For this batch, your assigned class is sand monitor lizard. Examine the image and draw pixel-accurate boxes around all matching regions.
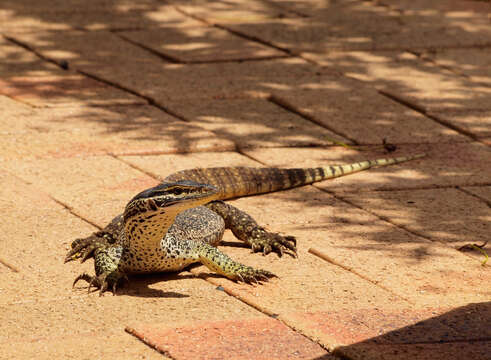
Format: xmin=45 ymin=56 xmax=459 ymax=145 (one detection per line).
xmin=66 ymin=154 xmax=425 ymax=295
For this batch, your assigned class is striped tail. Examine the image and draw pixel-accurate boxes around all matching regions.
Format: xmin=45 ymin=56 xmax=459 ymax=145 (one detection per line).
xmin=165 ymin=154 xmax=426 ymax=200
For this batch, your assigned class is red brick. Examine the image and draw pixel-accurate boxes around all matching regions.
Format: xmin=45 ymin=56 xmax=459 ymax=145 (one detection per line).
xmin=127 ymin=317 xmax=332 ymax=360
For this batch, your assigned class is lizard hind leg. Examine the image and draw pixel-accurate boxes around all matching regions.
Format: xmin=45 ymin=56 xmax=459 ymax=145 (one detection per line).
xmin=206 ymin=201 xmax=297 ymax=258
xmin=195 ymin=242 xmax=276 ymax=283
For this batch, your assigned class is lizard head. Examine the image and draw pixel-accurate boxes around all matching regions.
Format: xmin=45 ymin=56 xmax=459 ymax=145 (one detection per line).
xmin=123 ymin=180 xmax=219 ymax=247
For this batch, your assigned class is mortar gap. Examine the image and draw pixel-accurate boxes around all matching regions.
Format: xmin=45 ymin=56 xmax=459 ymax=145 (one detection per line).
xmin=268 ymin=95 xmax=359 ymax=144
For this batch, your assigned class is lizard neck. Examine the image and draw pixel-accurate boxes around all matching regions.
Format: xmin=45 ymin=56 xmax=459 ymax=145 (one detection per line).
xmin=123 ymin=206 xmax=182 ymax=254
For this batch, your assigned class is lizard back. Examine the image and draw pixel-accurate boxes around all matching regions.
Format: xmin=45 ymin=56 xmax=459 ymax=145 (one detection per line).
xmin=164 ymin=154 xmax=425 ymax=200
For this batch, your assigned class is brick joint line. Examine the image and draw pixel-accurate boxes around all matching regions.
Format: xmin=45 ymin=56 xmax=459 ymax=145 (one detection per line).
xmin=111 ymin=154 xmax=164 ymax=181
xmin=268 ymin=95 xmax=358 ymax=144
xmin=456 ymin=186 xmax=491 ymax=208
xmin=125 ymin=326 xmax=177 ymax=360
xmin=117 ymin=32 xmax=288 ymax=64
xmin=308 ymin=247 xmax=414 ymax=304
xmin=192 ymin=271 xmax=337 ymax=355
xmin=115 ymin=32 xmax=182 ymax=63
xmin=49 ymin=196 xmax=102 ymax=231
xmin=378 ymin=90 xmax=482 ymax=143
xmin=345 ymin=183 xmax=491 ymax=193
xmin=173 ymin=6 xmax=294 ymax=55
xmin=320 ymin=186 xmax=486 ymax=265
xmin=0 ymin=258 xmax=19 ymax=273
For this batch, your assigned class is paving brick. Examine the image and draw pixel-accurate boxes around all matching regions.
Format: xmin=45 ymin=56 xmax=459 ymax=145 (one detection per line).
xmin=0 ymin=0 xmax=162 ymax=12
xmin=7 ymin=31 xmax=163 ymax=71
xmin=419 ymin=48 xmax=491 ymax=87
xmin=257 ymin=0 xmax=352 ymax=17
xmin=0 ymin=169 xmax=264 ymax=358
xmin=222 ymin=186 xmax=489 ymax=305
xmin=269 ymin=75 xmax=467 ymax=144
xmin=462 ymin=186 xmax=491 ymax=204
xmin=73 ymin=56 xmax=323 ymax=102
xmin=0 ymin=169 xmax=94 ymax=298
xmin=169 ymin=98 xmax=347 ymax=149
xmin=0 ymin=156 xmax=158 ymax=226
xmin=224 ymin=6 xmax=402 ymax=53
xmin=306 ymin=50 xmax=491 ymax=115
xmin=0 ymin=105 xmax=235 ymax=160
xmin=380 ymin=0 xmax=491 ymax=14
xmin=0 ymin=73 xmax=144 ymax=107
xmin=0 ymin=94 xmax=33 ymax=117
xmin=335 ymin=340 xmax=491 ymax=360
xmin=427 ymin=109 xmax=491 ymax=140
xmin=242 ymin=143 xmax=491 ymax=192
xmin=127 ymin=317 xmax=332 ymax=360
xmin=224 ymin=1 xmax=491 ymax=53
xmin=0 ymin=36 xmax=60 ymax=77
xmin=341 ymin=187 xmax=491 ymax=250
xmin=9 ymin=30 xmax=324 ymax=100
xmin=283 ymin=307 xmax=458 ymax=348
xmin=0 ymin=10 xmax=72 ymax=32
xmin=0 ymin=3 xmax=198 ymax=32
xmin=177 ymin=0 xmax=293 ymax=24
xmin=120 ymin=150 xmax=261 ymax=179
xmin=120 ymin=26 xmax=285 ymax=63
xmin=187 ymin=243 xmax=424 ymax=350
xmin=0 ymin=331 xmax=167 ymax=360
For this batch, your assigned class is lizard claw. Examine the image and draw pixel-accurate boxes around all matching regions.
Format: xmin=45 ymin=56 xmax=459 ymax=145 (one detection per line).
xmin=233 ymin=267 xmax=277 ymax=284
xmin=250 ymin=231 xmax=297 ymax=258
xmin=72 ymin=271 xmax=127 ymax=296
xmin=65 ymin=234 xmax=109 ymax=263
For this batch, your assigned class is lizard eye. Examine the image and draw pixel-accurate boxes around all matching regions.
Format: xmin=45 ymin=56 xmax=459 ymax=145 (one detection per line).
xmin=173 ymin=188 xmax=183 ymax=195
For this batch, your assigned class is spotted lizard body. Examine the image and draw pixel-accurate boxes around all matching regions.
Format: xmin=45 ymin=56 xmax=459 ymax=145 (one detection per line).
xmin=66 ymin=154 xmax=425 ymax=295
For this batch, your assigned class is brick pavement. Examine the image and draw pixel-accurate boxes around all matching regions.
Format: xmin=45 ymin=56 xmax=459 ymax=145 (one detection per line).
xmin=0 ymin=0 xmax=490 ymax=359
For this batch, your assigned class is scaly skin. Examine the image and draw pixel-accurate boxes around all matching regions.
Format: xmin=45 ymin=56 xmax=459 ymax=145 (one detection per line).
xmin=67 ymin=154 xmax=425 ymax=295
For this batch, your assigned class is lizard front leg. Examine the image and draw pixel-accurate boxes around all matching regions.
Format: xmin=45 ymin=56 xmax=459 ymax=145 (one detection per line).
xmin=194 ymin=241 xmax=276 ymax=283
xmin=65 ymin=214 xmax=123 ymax=263
xmin=72 ymin=245 xmax=128 ymax=296
xmin=206 ymin=201 xmax=297 ymax=257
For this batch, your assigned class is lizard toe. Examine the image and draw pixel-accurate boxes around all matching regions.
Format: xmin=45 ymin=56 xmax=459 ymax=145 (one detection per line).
xmin=249 ymin=231 xmax=297 ymax=258
xmin=72 ymin=271 xmax=127 ymax=296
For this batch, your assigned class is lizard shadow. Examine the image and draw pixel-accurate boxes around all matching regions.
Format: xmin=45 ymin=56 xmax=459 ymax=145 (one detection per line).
xmin=116 ymin=272 xmax=197 ymax=298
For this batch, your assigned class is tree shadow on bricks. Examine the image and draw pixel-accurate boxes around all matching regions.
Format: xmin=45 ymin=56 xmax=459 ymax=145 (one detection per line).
xmin=0 ymin=0 xmax=489 ymax=306
xmin=328 ymin=301 xmax=491 ymax=360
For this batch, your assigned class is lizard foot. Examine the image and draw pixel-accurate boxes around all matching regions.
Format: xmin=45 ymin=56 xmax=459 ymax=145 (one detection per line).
xmin=228 ymin=265 xmax=277 ymax=284
xmin=249 ymin=230 xmax=297 ymax=258
xmin=72 ymin=271 xmax=128 ymax=296
xmin=65 ymin=233 xmax=111 ymax=263
xmin=197 ymin=242 xmax=277 ymax=284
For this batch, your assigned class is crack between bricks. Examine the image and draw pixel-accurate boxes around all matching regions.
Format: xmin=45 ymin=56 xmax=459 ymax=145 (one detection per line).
xmin=308 ymin=247 xmax=414 ymax=304
xmin=174 ymin=6 xmax=294 ymax=56
xmin=125 ymin=326 xmax=178 ymax=360
xmin=268 ymin=95 xmax=359 ymax=145
xmin=115 ymin=33 xmax=182 ymax=63
xmin=48 ymin=196 xmax=102 ymax=231
xmin=339 ymin=182 xmax=491 ymax=193
xmin=378 ymin=90 xmax=484 ymax=143
xmin=0 ymin=258 xmax=19 ymax=273
xmin=116 ymin=32 xmax=289 ymax=64
xmin=194 ymin=273 xmax=337 ymax=357
xmin=319 ymin=187 xmax=487 ymax=265
xmin=456 ymin=186 xmax=491 ymax=208
xmin=110 ymin=154 xmax=164 ymax=181
xmin=74 ymin=69 xmax=190 ymax=121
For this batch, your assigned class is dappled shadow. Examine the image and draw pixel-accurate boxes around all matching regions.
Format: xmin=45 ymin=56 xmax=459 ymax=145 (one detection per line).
xmin=333 ymin=302 xmax=491 ymax=360
xmin=0 ymin=0 xmax=489 ymax=301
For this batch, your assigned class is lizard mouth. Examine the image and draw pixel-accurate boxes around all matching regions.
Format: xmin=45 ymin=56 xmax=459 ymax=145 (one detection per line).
xmin=152 ymin=190 xmax=217 ymax=208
